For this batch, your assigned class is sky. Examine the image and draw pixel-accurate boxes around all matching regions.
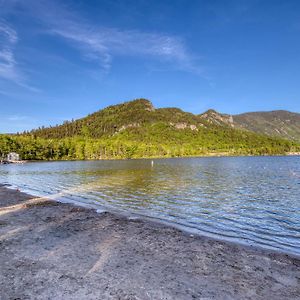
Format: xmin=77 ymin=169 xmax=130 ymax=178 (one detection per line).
xmin=0 ymin=0 xmax=300 ymax=133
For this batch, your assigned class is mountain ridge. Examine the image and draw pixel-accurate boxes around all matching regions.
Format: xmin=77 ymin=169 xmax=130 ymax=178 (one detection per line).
xmin=200 ymin=108 xmax=300 ymax=141
xmin=1 ymin=98 xmax=299 ymax=161
xmin=232 ymin=110 xmax=300 ymax=141
xmin=27 ymin=98 xmax=300 ymax=142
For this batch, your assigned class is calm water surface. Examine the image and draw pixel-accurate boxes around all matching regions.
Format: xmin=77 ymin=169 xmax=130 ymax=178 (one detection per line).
xmin=1 ymin=156 xmax=299 ymax=255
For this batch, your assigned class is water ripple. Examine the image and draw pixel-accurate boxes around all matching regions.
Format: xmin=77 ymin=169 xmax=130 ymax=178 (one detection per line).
xmin=1 ymin=156 xmax=300 ymax=255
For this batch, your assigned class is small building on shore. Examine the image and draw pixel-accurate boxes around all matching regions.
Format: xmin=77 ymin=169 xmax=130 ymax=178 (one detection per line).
xmin=7 ymin=152 xmax=20 ymax=162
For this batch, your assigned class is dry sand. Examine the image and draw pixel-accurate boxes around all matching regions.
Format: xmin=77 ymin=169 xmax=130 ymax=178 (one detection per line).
xmin=0 ymin=185 xmax=299 ymax=300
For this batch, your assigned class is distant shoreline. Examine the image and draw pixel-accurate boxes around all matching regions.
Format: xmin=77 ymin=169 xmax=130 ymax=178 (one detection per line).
xmin=1 ymin=152 xmax=299 ymax=164
xmin=1 ymin=184 xmax=300 ymax=299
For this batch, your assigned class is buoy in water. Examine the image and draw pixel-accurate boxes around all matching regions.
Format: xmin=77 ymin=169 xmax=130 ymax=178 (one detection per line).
xmin=151 ymin=160 xmax=154 ymax=167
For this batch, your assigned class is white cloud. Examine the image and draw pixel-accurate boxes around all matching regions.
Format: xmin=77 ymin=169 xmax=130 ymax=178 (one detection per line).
xmin=0 ymin=0 xmax=201 ymax=83
xmin=0 ymin=21 xmax=18 ymax=43
xmin=7 ymin=115 xmax=28 ymax=121
xmin=16 ymin=0 xmax=199 ymax=74
xmin=0 ymin=22 xmax=20 ymax=81
xmin=51 ymin=25 xmax=195 ymax=72
xmin=0 ymin=21 xmax=39 ymax=91
xmin=0 ymin=114 xmax=36 ymax=133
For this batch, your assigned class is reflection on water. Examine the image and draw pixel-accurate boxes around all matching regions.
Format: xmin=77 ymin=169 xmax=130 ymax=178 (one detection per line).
xmin=1 ymin=156 xmax=300 ymax=255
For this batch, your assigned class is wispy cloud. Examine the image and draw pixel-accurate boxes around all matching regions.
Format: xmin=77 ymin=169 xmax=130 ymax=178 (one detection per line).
xmin=0 ymin=21 xmax=17 ymax=43
xmin=0 ymin=0 xmax=201 ymax=88
xmin=0 ymin=20 xmax=39 ymax=91
xmin=20 ymin=0 xmax=200 ymax=74
xmin=0 ymin=114 xmax=34 ymax=133
xmin=7 ymin=115 xmax=28 ymax=121
xmin=52 ymin=26 xmax=196 ymax=73
xmin=0 ymin=21 xmax=20 ymax=81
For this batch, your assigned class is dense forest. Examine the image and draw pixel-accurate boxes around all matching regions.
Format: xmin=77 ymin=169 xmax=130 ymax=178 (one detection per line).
xmin=1 ymin=99 xmax=300 ymax=160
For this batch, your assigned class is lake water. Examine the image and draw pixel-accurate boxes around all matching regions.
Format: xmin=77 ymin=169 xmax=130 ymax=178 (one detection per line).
xmin=1 ymin=156 xmax=300 ymax=255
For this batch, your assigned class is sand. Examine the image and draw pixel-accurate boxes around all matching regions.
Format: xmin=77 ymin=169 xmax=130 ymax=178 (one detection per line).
xmin=0 ymin=185 xmax=299 ymax=300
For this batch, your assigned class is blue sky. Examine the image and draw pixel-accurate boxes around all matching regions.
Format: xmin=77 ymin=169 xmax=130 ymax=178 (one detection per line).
xmin=0 ymin=0 xmax=300 ymax=132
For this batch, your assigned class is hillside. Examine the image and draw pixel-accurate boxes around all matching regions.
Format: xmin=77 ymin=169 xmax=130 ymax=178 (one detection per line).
xmin=26 ymin=99 xmax=300 ymax=142
xmin=200 ymin=109 xmax=300 ymax=142
xmin=26 ymin=99 xmax=207 ymax=139
xmin=1 ymin=99 xmax=299 ymax=160
xmin=233 ymin=111 xmax=300 ymax=141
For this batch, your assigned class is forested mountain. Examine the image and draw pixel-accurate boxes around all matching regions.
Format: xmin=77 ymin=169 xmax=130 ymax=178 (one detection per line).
xmin=1 ymin=99 xmax=299 ymax=161
xmin=26 ymin=99 xmax=207 ymax=139
xmin=233 ymin=111 xmax=300 ymax=141
xmin=27 ymin=99 xmax=300 ymax=142
xmin=200 ymin=109 xmax=300 ymax=142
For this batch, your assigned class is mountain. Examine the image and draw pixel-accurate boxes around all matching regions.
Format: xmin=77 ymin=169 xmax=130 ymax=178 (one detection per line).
xmin=27 ymin=99 xmax=206 ymax=139
xmin=1 ymin=99 xmax=299 ymax=160
xmin=28 ymin=99 xmax=300 ymax=142
xmin=233 ymin=111 xmax=300 ymax=141
xmin=199 ymin=109 xmax=234 ymax=127
xmin=200 ymin=109 xmax=300 ymax=142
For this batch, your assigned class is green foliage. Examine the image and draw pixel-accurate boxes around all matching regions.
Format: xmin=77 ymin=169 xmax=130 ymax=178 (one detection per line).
xmin=233 ymin=110 xmax=300 ymax=142
xmin=24 ymin=99 xmax=204 ymax=139
xmin=1 ymin=126 xmax=299 ymax=161
xmin=2 ymin=99 xmax=299 ymax=161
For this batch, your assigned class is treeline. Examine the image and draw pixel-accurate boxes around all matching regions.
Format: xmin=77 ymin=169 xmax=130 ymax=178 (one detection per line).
xmin=1 ymin=124 xmax=299 ymax=161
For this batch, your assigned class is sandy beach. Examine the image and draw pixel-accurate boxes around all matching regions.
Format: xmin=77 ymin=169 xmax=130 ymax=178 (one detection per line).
xmin=0 ymin=185 xmax=299 ymax=300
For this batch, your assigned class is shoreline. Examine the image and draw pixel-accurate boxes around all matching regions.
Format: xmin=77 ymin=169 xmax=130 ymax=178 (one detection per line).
xmin=1 ymin=152 xmax=299 ymax=164
xmin=1 ymin=185 xmax=300 ymax=299
xmin=3 ymin=183 xmax=300 ymax=260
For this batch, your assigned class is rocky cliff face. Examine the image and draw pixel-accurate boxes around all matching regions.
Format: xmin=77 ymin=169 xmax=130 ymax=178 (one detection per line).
xmin=200 ymin=110 xmax=234 ymax=127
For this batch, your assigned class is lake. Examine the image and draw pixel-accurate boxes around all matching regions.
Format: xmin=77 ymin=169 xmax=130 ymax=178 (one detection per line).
xmin=1 ymin=156 xmax=299 ymax=255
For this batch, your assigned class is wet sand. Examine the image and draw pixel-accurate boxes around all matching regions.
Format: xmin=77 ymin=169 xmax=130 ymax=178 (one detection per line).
xmin=0 ymin=185 xmax=299 ymax=300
